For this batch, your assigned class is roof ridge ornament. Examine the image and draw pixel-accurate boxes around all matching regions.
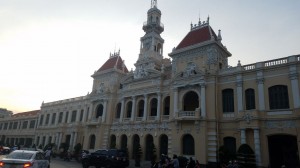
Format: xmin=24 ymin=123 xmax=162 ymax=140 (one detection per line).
xmin=109 ymin=49 xmax=120 ymax=58
xmin=190 ymin=15 xmax=210 ymax=31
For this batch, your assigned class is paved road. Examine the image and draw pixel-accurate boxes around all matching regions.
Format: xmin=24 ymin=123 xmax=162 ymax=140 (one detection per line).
xmin=0 ymin=155 xmax=82 ymax=168
xmin=50 ymin=158 xmax=82 ymax=168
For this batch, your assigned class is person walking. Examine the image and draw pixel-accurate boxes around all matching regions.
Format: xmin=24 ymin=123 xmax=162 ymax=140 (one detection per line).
xmin=171 ymin=154 xmax=180 ymax=168
xmin=44 ymin=148 xmax=52 ymax=163
xmin=187 ymin=157 xmax=195 ymax=168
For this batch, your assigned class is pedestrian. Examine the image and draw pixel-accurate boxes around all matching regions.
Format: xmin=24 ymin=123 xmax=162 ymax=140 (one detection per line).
xmin=171 ymin=154 xmax=180 ymax=168
xmin=187 ymin=157 xmax=195 ymax=168
xmin=195 ymin=160 xmax=201 ymax=168
xmin=45 ymin=148 xmax=52 ymax=163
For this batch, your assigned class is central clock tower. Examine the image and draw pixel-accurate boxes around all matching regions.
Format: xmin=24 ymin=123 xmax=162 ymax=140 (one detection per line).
xmin=134 ymin=0 xmax=165 ymax=78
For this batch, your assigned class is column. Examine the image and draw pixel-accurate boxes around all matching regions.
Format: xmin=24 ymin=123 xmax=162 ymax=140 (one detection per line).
xmin=240 ymin=129 xmax=246 ymax=144
xmin=173 ymin=88 xmax=178 ymax=118
xmin=58 ymin=133 xmax=62 ymax=147
xmin=120 ymin=99 xmax=125 ymax=122
xmin=143 ymin=95 xmax=148 ymax=121
xmin=42 ymin=113 xmax=47 ymax=126
xmin=51 ymin=134 xmax=55 ymax=143
xmin=102 ymin=101 xmax=107 ymax=123
xmin=156 ymin=93 xmax=161 ymax=120
xmin=48 ymin=113 xmax=53 ymax=126
xmin=88 ymin=104 xmax=93 ymax=121
xmin=289 ymin=65 xmax=300 ymax=108
xmin=73 ymin=132 xmax=78 ymax=149
xmin=69 ymin=132 xmax=74 ymax=150
xmin=55 ymin=112 xmax=59 ymax=125
xmin=257 ymin=71 xmax=265 ymax=111
xmin=67 ymin=111 xmax=72 ymax=123
xmin=45 ymin=135 xmax=49 ymax=145
xmin=131 ymin=96 xmax=136 ymax=121
xmin=62 ymin=112 xmax=67 ymax=124
xmin=254 ymin=129 xmax=262 ymax=166
xmin=55 ymin=133 xmax=59 ymax=146
xmin=236 ymin=80 xmax=244 ymax=112
xmin=75 ymin=109 xmax=80 ymax=122
xmin=200 ymin=83 xmax=206 ymax=117
xmin=82 ymin=107 xmax=87 ymax=123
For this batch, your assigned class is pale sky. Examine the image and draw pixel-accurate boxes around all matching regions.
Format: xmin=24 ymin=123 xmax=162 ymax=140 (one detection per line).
xmin=0 ymin=0 xmax=299 ymax=113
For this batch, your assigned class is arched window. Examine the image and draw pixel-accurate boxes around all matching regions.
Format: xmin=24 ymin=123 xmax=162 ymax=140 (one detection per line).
xmin=245 ymin=88 xmax=256 ymax=110
xmin=137 ymin=100 xmax=144 ymax=117
xmin=96 ymin=104 xmax=103 ymax=118
xmin=182 ymin=134 xmax=194 ymax=155
xmin=163 ymin=96 xmax=170 ymax=115
xmin=222 ymin=89 xmax=234 ymax=113
xmin=116 ymin=103 xmax=121 ymax=119
xmin=183 ymin=91 xmax=199 ymax=111
xmin=150 ymin=98 xmax=158 ymax=116
xmin=126 ymin=101 xmax=132 ymax=118
xmin=269 ymin=85 xmax=289 ymax=109
xmin=132 ymin=135 xmax=140 ymax=158
xmin=89 ymin=135 xmax=96 ymax=149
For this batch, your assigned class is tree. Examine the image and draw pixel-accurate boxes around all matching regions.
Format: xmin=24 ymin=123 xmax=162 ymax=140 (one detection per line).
xmin=150 ymin=143 xmax=157 ymax=167
xmin=134 ymin=143 xmax=142 ymax=167
xmin=74 ymin=143 xmax=82 ymax=161
xmin=236 ymin=144 xmax=256 ymax=168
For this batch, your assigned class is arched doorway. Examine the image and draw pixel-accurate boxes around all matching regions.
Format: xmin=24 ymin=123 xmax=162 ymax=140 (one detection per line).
xmin=110 ymin=135 xmax=116 ymax=149
xmin=120 ymin=135 xmax=127 ymax=150
xmin=132 ymin=134 xmax=140 ymax=158
xmin=268 ymin=135 xmax=299 ymax=168
xmin=145 ymin=134 xmax=154 ymax=161
xmin=182 ymin=134 xmax=195 ymax=155
xmin=159 ymin=134 xmax=168 ymax=156
xmin=89 ymin=134 xmax=95 ymax=149
xmin=183 ymin=91 xmax=199 ymax=111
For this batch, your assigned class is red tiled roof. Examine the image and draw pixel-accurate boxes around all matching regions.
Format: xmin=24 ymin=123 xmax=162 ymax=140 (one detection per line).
xmin=12 ymin=110 xmax=40 ymax=118
xmin=176 ymin=26 xmax=217 ymax=50
xmin=98 ymin=56 xmax=129 ymax=73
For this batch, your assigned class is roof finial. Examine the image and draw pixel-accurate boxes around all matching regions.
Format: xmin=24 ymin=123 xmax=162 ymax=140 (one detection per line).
xmin=207 ymin=15 xmax=210 ymax=24
xmin=217 ymin=29 xmax=222 ymax=42
xmin=190 ymin=22 xmax=193 ymax=30
xmin=151 ymin=0 xmax=157 ymax=8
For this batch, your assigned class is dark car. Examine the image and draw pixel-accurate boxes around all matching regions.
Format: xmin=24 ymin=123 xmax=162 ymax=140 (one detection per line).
xmin=82 ymin=149 xmax=108 ymax=168
xmin=105 ymin=149 xmax=129 ymax=168
xmin=82 ymin=149 xmax=129 ymax=168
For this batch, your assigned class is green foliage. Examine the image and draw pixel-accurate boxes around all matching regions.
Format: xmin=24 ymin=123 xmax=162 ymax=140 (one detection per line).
xmin=236 ymin=144 xmax=256 ymax=168
xmin=74 ymin=143 xmax=82 ymax=155
xmin=134 ymin=143 xmax=142 ymax=167
xmin=150 ymin=143 xmax=157 ymax=166
xmin=218 ymin=145 xmax=236 ymax=164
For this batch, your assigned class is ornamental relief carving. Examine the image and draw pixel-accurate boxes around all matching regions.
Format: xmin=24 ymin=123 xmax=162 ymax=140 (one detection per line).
xmin=265 ymin=120 xmax=296 ymax=129
xmin=110 ymin=122 xmax=170 ymax=132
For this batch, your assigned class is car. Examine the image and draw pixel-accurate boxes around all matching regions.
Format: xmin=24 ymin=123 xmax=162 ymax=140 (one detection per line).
xmin=0 ymin=150 xmax=50 ymax=168
xmin=105 ymin=149 xmax=129 ymax=168
xmin=82 ymin=149 xmax=108 ymax=168
xmin=82 ymin=149 xmax=129 ymax=168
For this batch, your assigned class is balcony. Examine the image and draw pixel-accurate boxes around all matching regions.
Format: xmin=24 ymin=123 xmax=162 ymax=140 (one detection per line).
xmin=177 ymin=110 xmax=200 ymax=120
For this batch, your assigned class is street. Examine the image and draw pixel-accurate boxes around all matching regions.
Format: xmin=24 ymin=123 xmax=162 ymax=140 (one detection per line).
xmin=0 ymin=155 xmax=82 ymax=168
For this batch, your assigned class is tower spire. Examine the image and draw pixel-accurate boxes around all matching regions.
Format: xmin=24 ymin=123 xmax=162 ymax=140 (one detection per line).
xmin=151 ymin=0 xmax=157 ymax=8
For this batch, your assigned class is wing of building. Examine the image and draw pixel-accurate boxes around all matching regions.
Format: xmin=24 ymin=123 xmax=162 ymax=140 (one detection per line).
xmin=1 ymin=1 xmax=300 ymax=167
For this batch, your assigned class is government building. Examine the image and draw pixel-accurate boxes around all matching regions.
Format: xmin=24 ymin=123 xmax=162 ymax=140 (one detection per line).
xmin=1 ymin=1 xmax=300 ymax=167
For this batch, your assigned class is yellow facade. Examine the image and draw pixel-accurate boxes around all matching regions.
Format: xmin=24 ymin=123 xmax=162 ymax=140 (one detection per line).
xmin=1 ymin=1 xmax=300 ymax=168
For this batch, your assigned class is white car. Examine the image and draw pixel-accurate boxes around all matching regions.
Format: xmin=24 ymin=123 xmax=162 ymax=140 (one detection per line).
xmin=0 ymin=150 xmax=50 ymax=168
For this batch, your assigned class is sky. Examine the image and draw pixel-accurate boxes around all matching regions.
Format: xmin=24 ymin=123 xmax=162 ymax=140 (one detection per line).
xmin=0 ymin=0 xmax=299 ymax=113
